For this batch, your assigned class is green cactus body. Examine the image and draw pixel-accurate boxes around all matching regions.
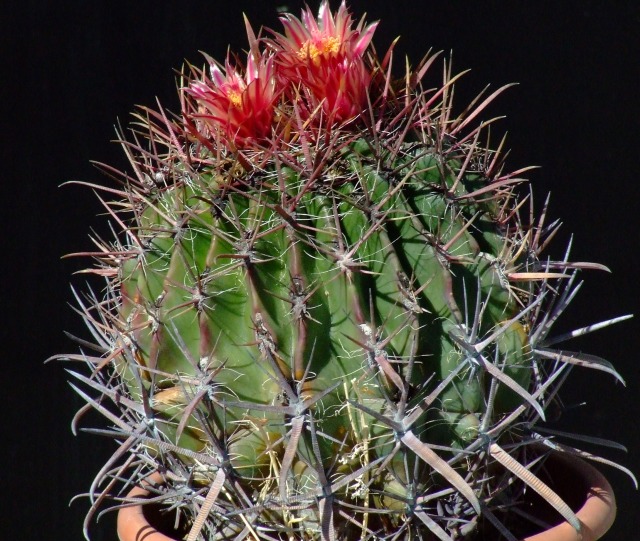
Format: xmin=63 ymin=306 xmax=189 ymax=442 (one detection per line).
xmin=62 ymin=3 xmax=632 ymax=540
xmin=101 ymin=132 xmax=534 ymax=530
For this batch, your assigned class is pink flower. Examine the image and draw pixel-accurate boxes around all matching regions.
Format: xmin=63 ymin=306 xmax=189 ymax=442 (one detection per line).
xmin=272 ymin=1 xmax=378 ymax=123
xmin=188 ymin=52 xmax=277 ymax=150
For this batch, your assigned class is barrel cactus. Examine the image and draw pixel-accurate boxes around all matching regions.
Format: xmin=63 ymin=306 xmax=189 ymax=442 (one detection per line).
xmin=60 ymin=2 xmax=633 ymax=540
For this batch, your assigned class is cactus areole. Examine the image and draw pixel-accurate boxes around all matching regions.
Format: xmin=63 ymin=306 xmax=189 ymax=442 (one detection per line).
xmin=60 ymin=2 xmax=632 ymax=540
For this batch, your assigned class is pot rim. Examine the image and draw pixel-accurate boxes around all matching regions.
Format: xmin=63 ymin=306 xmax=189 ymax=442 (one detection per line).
xmin=117 ymin=472 xmax=178 ymax=541
xmin=116 ymin=454 xmax=616 ymax=541
xmin=522 ymin=452 xmax=616 ymax=541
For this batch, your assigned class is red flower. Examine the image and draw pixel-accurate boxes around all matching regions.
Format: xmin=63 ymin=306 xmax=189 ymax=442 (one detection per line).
xmin=188 ymin=52 xmax=277 ymax=150
xmin=272 ymin=1 xmax=378 ymax=123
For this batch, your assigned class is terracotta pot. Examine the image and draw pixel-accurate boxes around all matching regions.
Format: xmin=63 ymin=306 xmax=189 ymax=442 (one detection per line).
xmin=117 ymin=455 xmax=616 ymax=541
xmin=117 ymin=473 xmax=180 ymax=541
xmin=522 ymin=453 xmax=616 ymax=541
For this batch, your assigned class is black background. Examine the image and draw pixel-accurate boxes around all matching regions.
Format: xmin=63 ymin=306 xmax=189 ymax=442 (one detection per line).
xmin=3 ymin=1 xmax=639 ymax=539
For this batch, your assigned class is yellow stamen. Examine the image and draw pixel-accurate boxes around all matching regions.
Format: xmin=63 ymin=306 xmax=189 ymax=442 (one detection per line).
xmin=297 ymin=37 xmax=341 ymax=65
xmin=227 ymin=90 xmax=242 ymax=108
xmin=297 ymin=41 xmax=319 ymax=62
xmin=322 ymin=36 xmax=340 ymax=55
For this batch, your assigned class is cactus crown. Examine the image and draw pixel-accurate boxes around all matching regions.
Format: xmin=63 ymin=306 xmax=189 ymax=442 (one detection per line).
xmin=58 ymin=2 xmax=633 ymax=540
